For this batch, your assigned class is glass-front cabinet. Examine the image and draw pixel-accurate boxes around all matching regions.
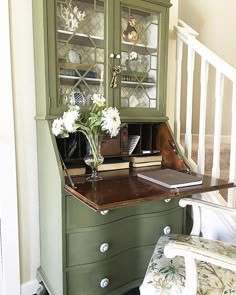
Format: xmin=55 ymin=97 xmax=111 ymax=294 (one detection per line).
xmin=47 ymin=0 xmax=171 ymax=120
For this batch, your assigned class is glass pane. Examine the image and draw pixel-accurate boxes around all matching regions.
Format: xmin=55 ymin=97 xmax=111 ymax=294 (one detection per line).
xmin=121 ymin=6 xmax=158 ymax=109
xmin=56 ymin=0 xmax=105 ymax=107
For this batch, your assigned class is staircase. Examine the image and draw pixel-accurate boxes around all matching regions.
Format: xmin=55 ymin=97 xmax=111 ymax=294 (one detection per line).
xmin=174 ymin=20 xmax=236 ymax=208
xmin=181 ymin=138 xmax=230 ymax=180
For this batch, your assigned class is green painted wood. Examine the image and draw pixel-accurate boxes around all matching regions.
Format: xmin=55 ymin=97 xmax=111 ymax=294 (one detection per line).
xmin=141 ymin=0 xmax=172 ymax=8
xmin=66 ymin=207 xmax=184 ymax=266
xmin=32 ymin=0 xmax=50 ymax=116
xmin=35 ymin=0 xmax=171 ymax=119
xmin=113 ymin=0 xmax=169 ymax=119
xmin=66 ymin=246 xmax=155 ymax=295
xmin=47 ymin=0 xmax=62 ymax=116
xmin=66 ymin=194 xmax=180 ymax=229
xmin=36 ymin=119 xmax=66 ymax=295
xmin=105 ymin=0 xmax=115 ymax=108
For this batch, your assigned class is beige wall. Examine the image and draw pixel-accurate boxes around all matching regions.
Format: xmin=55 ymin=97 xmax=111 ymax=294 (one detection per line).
xmin=179 ymin=0 xmax=236 ymax=136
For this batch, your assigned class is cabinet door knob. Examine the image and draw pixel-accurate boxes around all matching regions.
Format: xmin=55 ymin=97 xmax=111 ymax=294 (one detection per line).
xmin=100 ymin=278 xmax=109 ymax=288
xmin=100 ymin=210 xmax=109 ymax=215
xmin=116 ymin=54 xmax=121 ymax=59
xmin=165 ymin=198 xmax=171 ymax=203
xmin=163 ymin=226 xmax=171 ymax=235
xmin=100 ymin=243 xmax=109 ymax=253
xmin=109 ymin=53 xmax=115 ymax=58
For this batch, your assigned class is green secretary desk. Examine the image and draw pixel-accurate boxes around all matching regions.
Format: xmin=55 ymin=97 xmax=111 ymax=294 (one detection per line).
xmin=33 ymin=1 xmax=233 ymax=294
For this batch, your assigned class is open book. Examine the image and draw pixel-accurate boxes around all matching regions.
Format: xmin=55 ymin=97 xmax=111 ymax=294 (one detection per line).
xmin=137 ymin=169 xmax=202 ymax=188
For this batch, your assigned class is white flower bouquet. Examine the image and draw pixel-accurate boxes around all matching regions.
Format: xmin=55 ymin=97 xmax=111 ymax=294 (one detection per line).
xmin=52 ymin=94 xmax=121 ymax=176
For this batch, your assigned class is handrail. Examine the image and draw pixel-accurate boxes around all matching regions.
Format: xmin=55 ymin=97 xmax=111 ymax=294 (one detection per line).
xmin=175 ymin=25 xmax=236 ymax=81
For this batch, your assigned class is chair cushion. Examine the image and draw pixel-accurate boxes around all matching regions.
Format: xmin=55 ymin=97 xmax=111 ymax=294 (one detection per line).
xmin=140 ymin=234 xmax=236 ymax=295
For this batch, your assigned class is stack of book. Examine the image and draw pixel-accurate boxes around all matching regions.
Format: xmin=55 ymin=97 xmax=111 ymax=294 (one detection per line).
xmin=97 ymin=159 xmax=130 ymax=171
xmin=126 ymin=154 xmax=162 ymax=168
xmin=63 ymin=165 xmax=86 ymax=176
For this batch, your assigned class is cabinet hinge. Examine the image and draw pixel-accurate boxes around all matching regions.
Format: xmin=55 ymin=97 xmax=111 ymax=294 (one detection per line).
xmin=48 ymin=96 xmax=51 ymax=109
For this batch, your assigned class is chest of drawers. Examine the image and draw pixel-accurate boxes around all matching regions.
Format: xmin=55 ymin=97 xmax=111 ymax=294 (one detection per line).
xmin=65 ymin=194 xmax=185 ymax=295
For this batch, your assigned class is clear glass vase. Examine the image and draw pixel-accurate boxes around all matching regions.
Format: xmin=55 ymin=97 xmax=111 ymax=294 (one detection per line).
xmin=84 ymin=134 xmax=104 ymax=181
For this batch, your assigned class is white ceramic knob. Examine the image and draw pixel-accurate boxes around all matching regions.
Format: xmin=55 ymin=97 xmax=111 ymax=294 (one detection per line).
xmin=100 ymin=210 xmax=109 ymax=216
xmin=163 ymin=226 xmax=171 ymax=235
xmin=109 ymin=53 xmax=115 ymax=58
xmin=100 ymin=243 xmax=109 ymax=253
xmin=165 ymin=198 xmax=171 ymax=203
xmin=116 ymin=54 xmax=121 ymax=59
xmin=100 ymin=278 xmax=109 ymax=288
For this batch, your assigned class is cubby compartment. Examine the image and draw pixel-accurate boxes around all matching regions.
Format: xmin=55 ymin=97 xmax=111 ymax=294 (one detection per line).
xmin=141 ymin=124 xmax=152 ymax=153
xmin=55 ymin=122 xmax=162 ymax=166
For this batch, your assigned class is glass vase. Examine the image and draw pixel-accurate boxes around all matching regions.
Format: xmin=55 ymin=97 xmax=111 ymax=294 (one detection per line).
xmin=84 ymin=134 xmax=104 ymax=181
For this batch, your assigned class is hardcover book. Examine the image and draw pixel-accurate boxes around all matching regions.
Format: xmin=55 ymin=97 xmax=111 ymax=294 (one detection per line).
xmin=131 ymin=161 xmax=162 ymax=168
xmin=137 ymin=168 xmax=202 ymax=188
xmin=63 ymin=166 xmax=86 ymax=176
xmin=97 ymin=159 xmax=129 ymax=171
xmin=127 ymin=154 xmax=162 ymax=163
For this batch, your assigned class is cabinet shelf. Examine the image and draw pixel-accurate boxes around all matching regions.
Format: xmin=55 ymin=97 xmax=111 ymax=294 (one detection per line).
xmin=121 ymin=81 xmax=155 ymax=88
xmin=122 ymin=41 xmax=157 ymax=55
xmin=59 ymin=75 xmax=103 ymax=85
xmin=59 ymin=75 xmax=155 ymax=88
xmin=58 ymin=30 xmax=156 ymax=55
xmin=57 ymin=30 xmax=104 ymax=48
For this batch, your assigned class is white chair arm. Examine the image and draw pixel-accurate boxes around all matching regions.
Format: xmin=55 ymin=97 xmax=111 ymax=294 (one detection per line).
xmin=179 ymin=198 xmax=236 ymax=216
xmin=164 ymin=240 xmax=236 ymax=272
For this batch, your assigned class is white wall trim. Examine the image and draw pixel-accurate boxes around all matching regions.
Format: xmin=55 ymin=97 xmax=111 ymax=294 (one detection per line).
xmin=21 ymin=279 xmax=41 ymax=295
xmin=0 ymin=0 xmax=21 ymax=294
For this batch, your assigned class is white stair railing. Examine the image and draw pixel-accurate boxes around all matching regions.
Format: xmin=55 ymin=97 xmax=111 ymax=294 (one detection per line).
xmin=174 ymin=20 xmax=236 ymax=208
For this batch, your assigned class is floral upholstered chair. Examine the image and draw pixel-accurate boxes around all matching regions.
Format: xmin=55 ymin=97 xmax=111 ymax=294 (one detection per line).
xmin=140 ymin=198 xmax=236 ymax=295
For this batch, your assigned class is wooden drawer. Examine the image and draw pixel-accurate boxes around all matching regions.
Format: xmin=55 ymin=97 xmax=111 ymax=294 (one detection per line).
xmin=65 ymin=193 xmax=181 ymax=230
xmin=66 ymin=207 xmax=184 ymax=266
xmin=66 ymin=245 xmax=154 ymax=295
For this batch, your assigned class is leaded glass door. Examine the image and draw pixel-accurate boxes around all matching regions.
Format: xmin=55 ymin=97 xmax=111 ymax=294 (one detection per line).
xmin=55 ymin=0 xmax=108 ymax=110
xmin=113 ymin=1 xmax=169 ymax=120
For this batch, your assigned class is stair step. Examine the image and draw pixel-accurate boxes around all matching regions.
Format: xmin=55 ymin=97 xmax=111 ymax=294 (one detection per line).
xmin=190 ymin=142 xmax=230 ymax=171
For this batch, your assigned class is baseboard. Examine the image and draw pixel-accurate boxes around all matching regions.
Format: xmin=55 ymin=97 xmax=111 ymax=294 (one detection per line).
xmin=21 ymin=279 xmax=41 ymax=295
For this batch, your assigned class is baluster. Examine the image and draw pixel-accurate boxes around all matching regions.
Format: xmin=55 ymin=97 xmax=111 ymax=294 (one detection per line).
xmin=174 ymin=36 xmax=183 ymax=144
xmin=197 ymin=58 xmax=209 ymax=174
xmin=228 ymin=81 xmax=236 ymax=208
xmin=184 ymin=46 xmax=195 ymax=161
xmin=212 ymin=70 xmax=224 ymax=178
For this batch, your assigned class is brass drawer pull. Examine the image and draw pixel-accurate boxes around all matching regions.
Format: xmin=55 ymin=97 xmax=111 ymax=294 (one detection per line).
xmin=100 ymin=278 xmax=109 ymax=288
xmin=100 ymin=210 xmax=109 ymax=216
xmin=163 ymin=226 xmax=171 ymax=235
xmin=100 ymin=243 xmax=109 ymax=253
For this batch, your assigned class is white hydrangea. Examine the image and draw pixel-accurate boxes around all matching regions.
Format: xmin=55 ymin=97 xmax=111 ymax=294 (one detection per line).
xmin=52 ymin=118 xmax=65 ymax=136
xmin=129 ymin=51 xmax=138 ymax=60
xmin=101 ymin=107 xmax=121 ymax=137
xmin=63 ymin=107 xmax=79 ymax=133
xmin=91 ymin=93 xmax=106 ymax=107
